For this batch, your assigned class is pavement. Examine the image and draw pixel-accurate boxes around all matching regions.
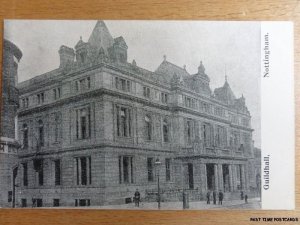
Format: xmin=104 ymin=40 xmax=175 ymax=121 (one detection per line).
xmin=90 ymin=197 xmax=261 ymax=210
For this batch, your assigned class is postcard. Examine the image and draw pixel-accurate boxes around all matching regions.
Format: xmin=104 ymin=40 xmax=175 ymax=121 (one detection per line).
xmin=0 ymin=20 xmax=294 ymax=210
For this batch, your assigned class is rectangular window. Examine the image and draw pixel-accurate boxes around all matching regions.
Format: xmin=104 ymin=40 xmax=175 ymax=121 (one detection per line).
xmin=22 ymin=163 xmax=28 ymax=186
xmin=53 ymin=199 xmax=60 ymax=207
xmin=116 ymin=106 xmax=131 ymax=137
xmin=21 ymin=199 xmax=27 ymax=208
xmin=202 ymin=123 xmax=213 ymax=147
xmin=143 ymin=86 xmax=150 ymax=98
xmin=37 ymin=93 xmax=44 ymax=104
xmin=115 ymin=77 xmax=131 ymax=92
xmin=161 ymin=93 xmax=168 ymax=103
xmin=75 ymin=199 xmax=90 ymax=207
xmin=54 ymin=160 xmax=61 ymax=185
xmin=147 ymin=157 xmax=154 ymax=182
xmin=34 ymin=159 xmax=43 ymax=186
xmin=186 ymin=120 xmax=193 ymax=144
xmin=53 ymin=87 xmax=61 ymax=100
xmin=165 ymin=158 xmax=171 ymax=181
xmin=119 ymin=156 xmax=134 ymax=184
xmin=76 ymin=107 xmax=91 ymax=140
xmin=75 ymin=156 xmax=91 ymax=185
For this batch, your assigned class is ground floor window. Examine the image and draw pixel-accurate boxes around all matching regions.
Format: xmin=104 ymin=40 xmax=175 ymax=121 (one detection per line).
xmin=32 ymin=198 xmax=43 ymax=207
xmin=21 ymin=198 xmax=27 ymax=207
xmin=75 ymin=199 xmax=90 ymax=207
xmin=53 ymin=199 xmax=60 ymax=207
xmin=75 ymin=156 xmax=92 ymax=185
xmin=119 ymin=156 xmax=134 ymax=184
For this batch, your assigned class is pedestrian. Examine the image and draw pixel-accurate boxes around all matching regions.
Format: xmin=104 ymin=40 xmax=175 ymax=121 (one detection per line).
xmin=206 ymin=191 xmax=210 ymax=204
xmin=240 ymin=191 xmax=244 ymax=200
xmin=245 ymin=194 xmax=248 ymax=203
xmin=213 ymin=190 xmax=217 ymax=205
xmin=218 ymin=190 xmax=223 ymax=205
xmin=134 ymin=189 xmax=140 ymax=207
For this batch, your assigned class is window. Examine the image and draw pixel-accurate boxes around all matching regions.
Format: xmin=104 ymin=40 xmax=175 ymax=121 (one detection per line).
xmin=33 ymin=159 xmax=43 ymax=186
xmin=53 ymin=87 xmax=61 ymax=100
xmin=115 ymin=77 xmax=131 ymax=92
xmin=22 ymin=163 xmax=28 ymax=186
xmin=75 ymin=77 xmax=91 ymax=92
xmin=54 ymin=114 xmax=60 ymax=142
xmin=161 ymin=93 xmax=168 ymax=104
xmin=143 ymin=86 xmax=151 ymax=98
xmin=32 ymin=198 xmax=43 ymax=207
xmin=38 ymin=120 xmax=44 ymax=147
xmin=116 ymin=106 xmax=131 ymax=137
xmin=23 ymin=124 xmax=28 ymax=148
xmin=202 ymin=123 xmax=213 ymax=147
xmin=186 ymin=120 xmax=194 ymax=144
xmin=37 ymin=93 xmax=44 ymax=104
xmin=162 ymin=119 xmax=169 ymax=142
xmin=21 ymin=98 xmax=29 ymax=108
xmin=216 ymin=126 xmax=227 ymax=147
xmin=75 ymin=156 xmax=91 ymax=185
xmin=165 ymin=158 xmax=171 ymax=181
xmin=76 ymin=107 xmax=91 ymax=140
xmin=145 ymin=115 xmax=152 ymax=140
xmin=118 ymin=156 xmax=134 ymax=184
xmin=215 ymin=107 xmax=224 ymax=117
xmin=242 ymin=118 xmax=249 ymax=127
xmin=185 ymin=97 xmax=191 ymax=108
xmin=147 ymin=158 xmax=154 ymax=182
xmin=21 ymin=199 xmax=27 ymax=208
xmin=54 ymin=159 xmax=61 ymax=186
xmin=53 ymin=199 xmax=60 ymax=207
xmin=75 ymin=199 xmax=90 ymax=207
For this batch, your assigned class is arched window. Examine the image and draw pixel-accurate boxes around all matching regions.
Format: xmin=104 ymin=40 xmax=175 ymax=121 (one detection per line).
xmin=23 ymin=124 xmax=28 ymax=148
xmin=163 ymin=119 xmax=169 ymax=142
xmin=145 ymin=115 xmax=152 ymax=140
xmin=38 ymin=120 xmax=44 ymax=147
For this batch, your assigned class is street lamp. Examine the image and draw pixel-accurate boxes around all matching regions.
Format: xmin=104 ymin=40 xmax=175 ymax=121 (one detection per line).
xmin=154 ymin=158 xmax=161 ymax=209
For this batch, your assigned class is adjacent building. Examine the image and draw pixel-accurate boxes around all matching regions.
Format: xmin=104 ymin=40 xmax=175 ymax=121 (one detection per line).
xmin=0 ymin=39 xmax=22 ymax=207
xmin=15 ymin=21 xmax=258 ymax=207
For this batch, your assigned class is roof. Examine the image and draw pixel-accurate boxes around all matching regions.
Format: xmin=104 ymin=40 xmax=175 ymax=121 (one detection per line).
xmin=155 ymin=60 xmax=190 ymax=82
xmin=88 ymin=20 xmax=114 ymax=54
xmin=214 ymin=80 xmax=236 ymax=104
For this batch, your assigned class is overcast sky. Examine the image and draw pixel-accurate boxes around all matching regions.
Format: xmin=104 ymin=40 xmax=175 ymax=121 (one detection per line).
xmin=4 ymin=20 xmax=261 ymax=148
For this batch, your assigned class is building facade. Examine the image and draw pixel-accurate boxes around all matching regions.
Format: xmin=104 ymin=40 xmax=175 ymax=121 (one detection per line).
xmin=15 ymin=21 xmax=257 ymax=207
xmin=0 ymin=39 xmax=22 ymax=207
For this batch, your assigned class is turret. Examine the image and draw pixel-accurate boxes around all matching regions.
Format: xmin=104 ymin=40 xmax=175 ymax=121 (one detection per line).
xmin=58 ymin=45 xmax=75 ymax=67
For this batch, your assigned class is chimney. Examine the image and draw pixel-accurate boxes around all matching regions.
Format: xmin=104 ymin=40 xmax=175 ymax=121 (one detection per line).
xmin=58 ymin=45 xmax=75 ymax=68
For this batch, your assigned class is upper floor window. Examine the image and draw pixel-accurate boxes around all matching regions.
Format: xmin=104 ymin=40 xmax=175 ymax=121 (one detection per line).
xmin=143 ymin=86 xmax=150 ymax=98
xmin=119 ymin=156 xmax=134 ymax=184
xmin=161 ymin=93 xmax=168 ymax=104
xmin=23 ymin=124 xmax=28 ymax=148
xmin=145 ymin=115 xmax=152 ymax=140
xmin=37 ymin=93 xmax=44 ymax=105
xmin=215 ymin=125 xmax=227 ymax=147
xmin=116 ymin=106 xmax=131 ymax=137
xmin=22 ymin=162 xmax=28 ymax=186
xmin=115 ymin=77 xmax=131 ymax=92
xmin=38 ymin=120 xmax=44 ymax=147
xmin=165 ymin=158 xmax=171 ymax=181
xmin=21 ymin=98 xmax=29 ymax=108
xmin=202 ymin=123 xmax=213 ymax=147
xmin=54 ymin=159 xmax=61 ymax=186
xmin=76 ymin=107 xmax=91 ymax=140
xmin=230 ymin=131 xmax=240 ymax=147
xmin=242 ymin=117 xmax=249 ymax=127
xmin=53 ymin=87 xmax=61 ymax=100
xmin=75 ymin=77 xmax=91 ymax=92
xmin=54 ymin=114 xmax=60 ymax=142
xmin=186 ymin=120 xmax=194 ymax=144
xmin=163 ymin=119 xmax=169 ymax=143
xmin=215 ymin=107 xmax=224 ymax=117
xmin=33 ymin=159 xmax=43 ymax=186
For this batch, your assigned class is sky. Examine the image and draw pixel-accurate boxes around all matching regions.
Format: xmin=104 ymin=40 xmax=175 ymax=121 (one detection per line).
xmin=4 ymin=20 xmax=261 ymax=148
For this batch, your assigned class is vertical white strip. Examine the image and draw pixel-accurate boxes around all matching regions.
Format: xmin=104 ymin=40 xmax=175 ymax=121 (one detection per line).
xmin=261 ymin=22 xmax=294 ymax=209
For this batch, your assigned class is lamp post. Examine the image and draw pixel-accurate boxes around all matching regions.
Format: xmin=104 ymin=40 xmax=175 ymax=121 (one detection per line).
xmin=154 ymin=158 xmax=161 ymax=209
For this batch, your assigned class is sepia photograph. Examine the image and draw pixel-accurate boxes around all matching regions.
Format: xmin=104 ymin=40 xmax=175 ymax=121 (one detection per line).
xmin=1 ymin=20 xmax=262 ymax=209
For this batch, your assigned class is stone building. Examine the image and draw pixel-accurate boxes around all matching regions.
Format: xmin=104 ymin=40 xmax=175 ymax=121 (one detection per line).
xmin=15 ymin=21 xmax=257 ymax=207
xmin=0 ymin=39 xmax=22 ymax=207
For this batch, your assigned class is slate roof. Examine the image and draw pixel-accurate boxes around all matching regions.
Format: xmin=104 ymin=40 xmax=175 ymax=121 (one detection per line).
xmin=155 ymin=60 xmax=190 ymax=82
xmin=214 ymin=80 xmax=236 ymax=105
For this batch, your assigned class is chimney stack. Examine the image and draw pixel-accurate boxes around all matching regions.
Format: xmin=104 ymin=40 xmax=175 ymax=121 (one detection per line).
xmin=58 ymin=45 xmax=75 ymax=68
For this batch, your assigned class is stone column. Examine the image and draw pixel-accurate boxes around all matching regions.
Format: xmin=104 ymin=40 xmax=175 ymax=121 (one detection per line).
xmin=200 ymin=163 xmax=207 ymax=193
xmin=214 ymin=164 xmax=218 ymax=191
xmin=217 ymin=164 xmax=223 ymax=191
xmin=241 ymin=164 xmax=246 ymax=190
xmin=231 ymin=165 xmax=237 ymax=191
xmin=228 ymin=164 xmax=234 ymax=192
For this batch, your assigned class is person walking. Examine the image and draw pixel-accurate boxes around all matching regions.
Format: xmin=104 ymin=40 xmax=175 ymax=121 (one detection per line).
xmin=213 ymin=190 xmax=217 ymax=205
xmin=206 ymin=191 xmax=211 ymax=204
xmin=134 ymin=189 xmax=141 ymax=207
xmin=240 ymin=191 xmax=244 ymax=200
xmin=245 ymin=194 xmax=248 ymax=204
xmin=218 ymin=190 xmax=223 ymax=205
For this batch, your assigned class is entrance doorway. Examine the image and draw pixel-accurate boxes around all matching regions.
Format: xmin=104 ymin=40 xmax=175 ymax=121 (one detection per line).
xmin=206 ymin=164 xmax=215 ymax=190
xmin=222 ymin=164 xmax=230 ymax=192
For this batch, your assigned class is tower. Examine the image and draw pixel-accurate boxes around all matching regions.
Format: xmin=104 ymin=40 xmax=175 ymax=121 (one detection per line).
xmin=0 ymin=39 xmax=22 ymax=207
